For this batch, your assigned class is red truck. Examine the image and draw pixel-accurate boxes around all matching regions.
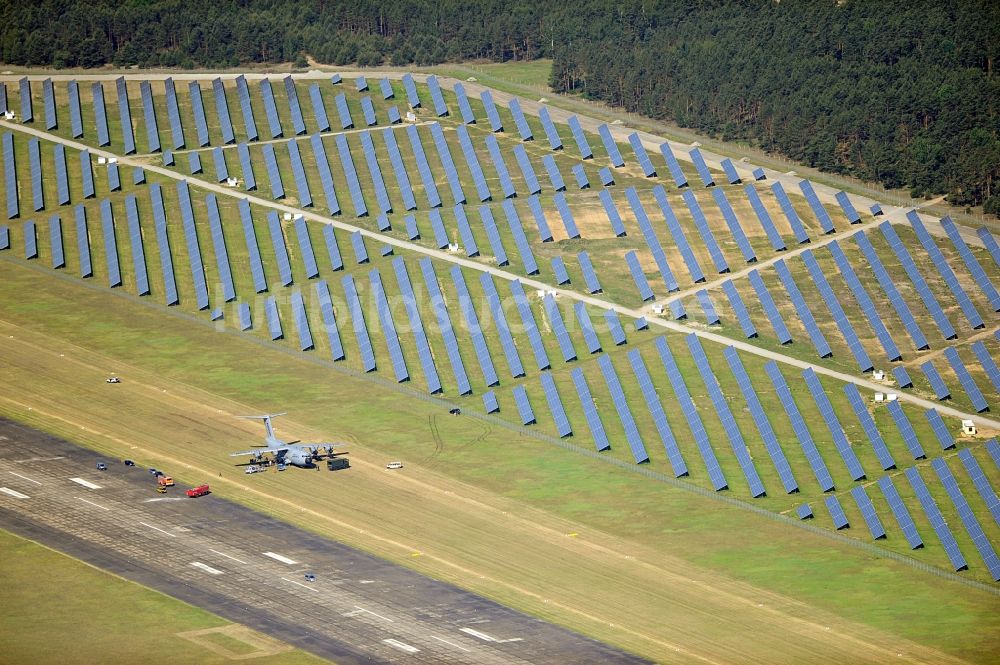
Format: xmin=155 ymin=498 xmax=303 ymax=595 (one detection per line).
xmin=186 ymin=484 xmax=210 ymax=498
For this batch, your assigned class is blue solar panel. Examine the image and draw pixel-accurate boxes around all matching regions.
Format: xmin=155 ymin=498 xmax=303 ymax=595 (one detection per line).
xmin=940 ymin=217 xmax=1000 ymax=312
xmin=388 ymin=106 xmax=401 ymax=124
xmin=577 ymin=251 xmax=602 ymax=294
xmin=843 ymin=384 xmax=896 ymax=470
xmin=624 ymin=251 xmax=654 ymax=302
xmin=500 ymin=199 xmax=539 ymax=275
xmin=688 ymin=148 xmax=714 ymax=186
xmin=957 ymin=448 xmax=1000 ymax=529
xmin=124 ymin=195 xmax=150 ymax=296
xmin=824 ymin=495 xmax=850 ymax=530
xmin=798 ymin=180 xmax=835 ymax=234
xmin=543 ymin=294 xmax=577 ymax=363
xmin=430 ymin=123 xmax=466 ymax=205
xmin=402 ymin=74 xmax=420 ymax=109
xmin=135 ymin=81 xmax=160 ymax=154
xmin=596 ymin=354 xmax=649 ymax=463
xmin=203 ymin=195 xmax=235 ymax=302
xmin=283 ymin=76 xmax=306 ymax=135
xmin=211 ymin=78 xmax=235 ymax=144
xmin=800 ymin=249 xmax=872 ymax=370
xmin=976 ymin=227 xmax=1000 ymax=268
xmin=132 ymin=167 xmax=145 ymax=185
xmin=893 ymin=366 xmax=913 ymax=389
xmin=743 ymin=184 xmax=785 ymax=251
xmin=455 ymin=125 xmax=491 ymax=202
xmin=483 ymin=391 xmax=499 ymax=414
xmin=771 ymin=182 xmax=810 ymax=244
xmin=237 ymin=302 xmax=252 ymax=331
xmin=17 ymin=78 xmax=31 ymax=123
xmin=420 ymin=257 xmax=470 ymax=395
xmin=480 ymin=90 xmax=502 ymax=132
xmin=971 ymin=341 xmax=1000 ymax=392
xmin=592 ymin=126 xmax=622 ymax=168
xmin=235 ymin=75 xmax=258 ymax=142
xmin=604 ymin=310 xmax=628 ymax=345
xmin=450 ymin=267 xmax=499 ymax=387
xmin=921 ymin=361 xmax=951 ymax=400
xmin=360 ymin=96 xmax=377 ymax=126
xmin=626 ymin=348 xmax=688 ymax=476
xmin=286 ymin=139 xmax=313 ymax=208
xmin=682 ymin=190 xmax=728 ymax=274
xmin=876 ymin=476 xmax=923 ymax=549
xmin=570 ymin=164 xmax=589 ymax=190
xmin=551 ymin=256 xmax=570 ymax=285
xmin=322 ymin=225 xmax=343 ymax=271
xmin=885 ymin=399 xmax=926 ymax=460
xmin=163 ymin=78 xmax=184 ymax=149
xmin=796 ymin=504 xmax=813 ymax=520
xmin=627 ymin=133 xmax=655 ymax=177
xmin=932 ymin=458 xmax=998 ymax=579
xmin=28 ymin=138 xmax=44 ymax=212
xmin=100 ymin=199 xmax=122 ymax=287
xmin=68 ymin=80 xmax=83 ymax=138
xmin=480 ymin=273 xmax=525 ymax=378
xmin=335 ymin=93 xmax=353 ymax=129
xmin=53 ymin=145 xmax=69 ymax=206
xmin=107 ymin=162 xmax=121 ymax=191
xmin=260 ymin=79 xmax=282 ymax=138
xmin=372 ymin=78 xmax=390 ymax=101
xmin=724 ymin=347 xmax=798 ymax=492
xmin=148 ymin=185 xmax=179 ymax=306
xmin=237 ymin=143 xmax=257 ymax=191
xmin=907 ymin=211 xmax=984 ymax=329
xmin=835 ymin=191 xmax=861 ymax=224
xmin=291 ymin=216 xmax=318 ymax=280
xmin=2 ymin=134 xmax=16 ymax=219
xmin=188 ymin=81 xmax=210 ymax=147
xmin=720 ymin=280 xmax=756 ymax=338
xmin=405 ymin=125 xmax=442 ymax=208
xmin=426 ymin=75 xmax=448 ymax=117
xmin=826 ymin=241 xmax=901 ymax=362
xmin=335 ymin=134 xmax=368 ymax=217
xmin=764 ymin=362 xmax=834 ymax=491
xmin=850 ymin=485 xmax=886 ymax=539
xmin=355 ymin=76 xmax=368 ymax=92
xmin=656 ymin=143 xmax=687 ymax=188
xmin=92 ymin=83 xmax=110 ymax=147
xmin=687 ymin=335 xmax=766 ymax=497
xmin=428 ymin=209 xmax=448 ymax=248
xmin=261 ymin=144 xmax=285 ymax=199
xmin=510 ymin=145 xmax=542 ymax=198
xmin=570 ymin=368 xmax=610 ymax=451
xmin=308 ymin=134 xmax=340 ymax=214
xmin=943 ymin=347 xmax=988 ymax=412
xmin=651 ymin=186 xmax=701 ymax=285
xmin=528 ymin=106 xmax=560 ymax=151
xmin=654 ymin=337 xmax=727 ymax=488
xmin=716 ymin=158 xmax=738 ymax=185
xmin=485 ymin=135 xmax=516 ymax=199
xmin=342 ymin=274 xmax=377 ymax=372
xmin=212 ymin=147 xmax=229 ymax=183
xmin=989 ymin=440 xmax=1000 ymax=471
xmin=853 ymin=230 xmax=930 ymax=350
xmin=920 ymin=409 xmax=954 ymax=453
xmin=552 ymin=192 xmax=580 ymax=240
xmin=398 ymin=258 xmax=443 ymax=393
xmin=878 ymin=222 xmax=956 ymax=340
xmin=590 ymin=190 xmax=624 ymax=239
xmin=567 ymin=116 xmax=593 ymax=160
xmin=573 ymin=303 xmax=601 ymax=355
xmin=74 ymin=205 xmax=91 ymax=278
xmin=512 ymin=386 xmax=536 ymax=425
xmin=263 ymin=296 xmax=283 ymax=340
xmin=162 ymin=150 xmax=174 ymax=167
xmin=239 ymin=199 xmax=268 ymax=293
xmin=287 ymin=290 xmax=313 ymax=350
xmin=478 ymin=205 xmax=508 ymax=266
xmin=174 ymin=182 xmax=209 ymax=309
xmin=452 ymin=83 xmax=475 ymax=124
xmin=747 ymin=269 xmax=792 ymax=344
xmin=350 ymin=230 xmax=369 ymax=264
xmin=368 ymin=268 xmax=410 ymax=383
xmin=308 ymin=84 xmax=330 ymax=132
xmin=382 ymin=129 xmax=416 ymax=211
xmin=775 ymin=259 xmax=832 ymax=358
xmin=668 ymin=299 xmax=687 ymax=321
xmin=695 ymin=290 xmax=719 ymax=325
xmin=538 ymin=373 xmax=572 ymax=437
xmin=510 ymin=280 xmax=551 ymax=371
xmin=0 ymin=225 xmax=7 ymax=250
xmin=802 ymin=367 xmax=867 ymax=480
xmin=708 ymin=189 xmax=755 ymax=263
xmin=313 ymin=279 xmax=345 ymax=361
xmin=454 ymin=204 xmax=479 ymax=257
xmin=48 ymin=215 xmax=64 ymax=268
xmin=627 ymin=188 xmax=681 ymax=291
xmin=23 ymin=221 xmax=36 ymax=259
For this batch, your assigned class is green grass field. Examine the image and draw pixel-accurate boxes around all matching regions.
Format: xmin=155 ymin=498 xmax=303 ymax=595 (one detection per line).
xmin=0 ymin=530 xmax=327 ymax=665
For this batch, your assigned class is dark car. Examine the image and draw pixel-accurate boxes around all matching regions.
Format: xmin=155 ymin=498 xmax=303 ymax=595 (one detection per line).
xmin=123 ymin=459 xmax=135 ymax=467
xmin=304 ymin=573 xmax=316 ymax=582
xmin=449 ymin=408 xmax=461 ymax=415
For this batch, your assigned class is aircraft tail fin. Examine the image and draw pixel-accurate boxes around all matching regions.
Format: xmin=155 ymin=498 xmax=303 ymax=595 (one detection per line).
xmin=236 ymin=412 xmax=287 ymax=440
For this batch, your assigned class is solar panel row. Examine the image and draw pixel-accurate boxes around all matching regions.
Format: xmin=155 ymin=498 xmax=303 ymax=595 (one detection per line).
xmin=850 ymin=485 xmax=886 ymax=539
xmin=775 ymin=259 xmax=832 ymax=358
xmin=239 ymin=199 xmax=268 ymax=293
xmin=293 ymin=216 xmax=319 ymax=279
xmin=100 ymin=199 xmax=122 ymax=287
xmin=283 ymin=76 xmax=307 ymax=136
xmin=405 ymin=125 xmax=442 ymax=208
xmin=764 ymin=361 xmax=834 ymax=491
xmin=235 ymin=75 xmax=258 ymax=142
xmin=877 ymin=475 xmax=924 ymax=549
xmin=878 ymin=222 xmax=956 ymax=340
xmin=164 ymin=78 xmax=184 ymax=149
xmin=652 ymin=186 xmax=702 ymax=284
xmin=800 ymin=249 xmax=872 ymax=371
xmin=743 ymin=184 xmax=786 ymax=251
xmin=139 ymin=81 xmax=161 ymax=153
xmin=843 ymin=384 xmax=896 ymax=471
xmin=175 ymin=182 xmax=209 ymax=309
xmin=430 ymin=123 xmax=466 ymax=205
xmin=335 ymin=134 xmax=367 ymax=216
xmin=314 ymin=279 xmax=346 ymax=361
xmin=480 ymin=90 xmax=502 ymax=132
xmin=286 ymin=139 xmax=313 ymax=208
xmin=309 ymin=134 xmax=340 ymax=214
xmin=397 ymin=258 xmax=443 ymax=394
xmin=382 ymin=128 xmax=416 ymax=211
xmin=148 ymin=184 xmax=179 ymax=306
xmin=689 ymin=148 xmax=714 ymax=186
xmin=931 ymin=458 xmax=999 ymax=580
xmin=631 ymin=188 xmax=680 ymax=291
xmin=92 ymin=82 xmax=110 ymax=147
xmin=455 ymin=125 xmax=491 ymax=202
xmin=480 ymin=273 xmax=525 ymax=378
xmin=188 ymin=81 xmax=210 ymax=147
xmin=74 ymin=205 xmax=92 ymax=278
xmin=212 ymin=78 xmax=235 ymax=145
xmin=802 ymin=368 xmax=866 ymax=481
xmin=597 ymin=354 xmax=649 ymax=463
xmin=419 ymin=258 xmax=471 ymax=394
xmin=450 ymin=267 xmax=499 ymax=387
xmin=342 ymin=274 xmax=377 ymax=372
xmin=626 ymin=349 xmax=688 ymax=476
xmin=260 ymin=79 xmax=282 ymax=138
xmin=48 ymin=215 xmax=64 ymax=269
xmin=568 ymin=116 xmax=593 ymax=160
xmin=124 ymin=195 xmax=150 ymax=296
xmin=500 ymin=200 xmax=539 ymax=275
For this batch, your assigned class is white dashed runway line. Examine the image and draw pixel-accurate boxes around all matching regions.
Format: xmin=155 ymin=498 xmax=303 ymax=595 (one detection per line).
xmin=138 ymin=521 xmax=177 ymax=537
xmin=191 ymin=562 xmax=224 ymax=575
xmin=0 ymin=487 xmax=29 ymax=499
xmin=209 ymin=548 xmax=248 ymax=565
xmin=430 ymin=635 xmax=471 ymax=652
xmin=76 ymin=497 xmax=109 ymax=511
xmin=262 ymin=551 xmax=298 ymax=565
xmin=461 ymin=627 xmax=523 ymax=643
xmin=282 ymin=577 xmax=318 ymax=591
xmin=8 ymin=471 xmax=41 ymax=485
xmin=383 ymin=638 xmax=420 ymax=654
xmin=344 ymin=606 xmax=394 ymax=622
xmin=69 ymin=477 xmax=101 ymax=489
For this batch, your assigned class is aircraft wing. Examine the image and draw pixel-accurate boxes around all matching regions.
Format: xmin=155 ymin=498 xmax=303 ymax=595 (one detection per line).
xmin=229 ymin=448 xmax=287 ymax=457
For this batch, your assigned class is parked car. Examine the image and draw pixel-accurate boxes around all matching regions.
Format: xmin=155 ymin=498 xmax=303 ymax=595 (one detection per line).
xmin=96 ymin=462 xmax=108 ymax=471
xmin=386 ymin=461 xmax=403 ymax=470
xmin=123 ymin=459 xmax=135 ymax=467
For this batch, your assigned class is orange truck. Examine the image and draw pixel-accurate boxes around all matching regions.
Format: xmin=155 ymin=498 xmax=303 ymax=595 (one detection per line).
xmin=157 ymin=476 xmax=174 ymax=487
xmin=186 ymin=484 xmax=210 ymax=498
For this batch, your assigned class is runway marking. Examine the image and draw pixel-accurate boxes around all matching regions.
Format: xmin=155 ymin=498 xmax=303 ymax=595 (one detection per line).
xmin=17 ymin=456 xmax=64 ymax=463
xmin=430 ymin=635 xmax=471 ymax=652
xmin=77 ymin=497 xmax=109 ymax=511
xmin=342 ymin=606 xmax=394 ymax=623
xmin=69 ymin=477 xmax=101 ymax=489
xmin=262 ymin=551 xmax=297 ymax=565
xmin=191 ymin=562 xmax=224 ymax=575
xmin=138 ymin=521 xmax=177 ymax=537
xmin=281 ymin=577 xmax=318 ymax=591
xmin=143 ymin=497 xmax=187 ymax=502
xmin=460 ymin=627 xmax=523 ymax=643
xmin=0 ymin=487 xmax=29 ymax=499
xmin=8 ymin=471 xmax=41 ymax=485
xmin=209 ymin=548 xmax=248 ymax=565
xmin=383 ymin=639 xmax=419 ymax=654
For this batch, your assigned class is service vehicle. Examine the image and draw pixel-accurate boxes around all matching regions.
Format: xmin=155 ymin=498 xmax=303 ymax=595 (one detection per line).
xmin=186 ymin=484 xmax=210 ymax=498
xmin=96 ymin=462 xmax=108 ymax=471
xmin=244 ymin=465 xmax=264 ymax=475
xmin=156 ymin=486 xmax=167 ymax=494
xmin=327 ymin=458 xmax=350 ymax=471
xmin=386 ymin=461 xmax=403 ymax=470
xmin=123 ymin=459 xmax=135 ymax=467
xmin=157 ymin=476 xmax=174 ymax=487
xmin=106 ymin=377 xmax=121 ymax=384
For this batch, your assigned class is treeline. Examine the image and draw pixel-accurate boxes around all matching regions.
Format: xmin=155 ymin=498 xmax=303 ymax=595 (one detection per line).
xmin=1 ymin=1 xmax=997 ymax=211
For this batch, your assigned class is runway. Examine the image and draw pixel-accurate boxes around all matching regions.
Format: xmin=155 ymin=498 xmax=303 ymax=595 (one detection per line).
xmin=0 ymin=417 xmax=650 ymax=665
